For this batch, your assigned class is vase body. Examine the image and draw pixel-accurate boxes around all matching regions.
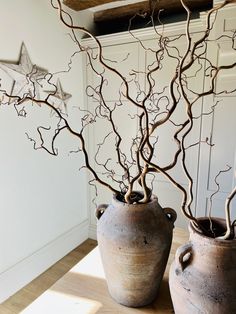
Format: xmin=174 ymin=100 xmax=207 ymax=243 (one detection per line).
xmin=96 ymin=193 xmax=176 ymax=307
xmin=169 ymin=218 xmax=236 ymax=314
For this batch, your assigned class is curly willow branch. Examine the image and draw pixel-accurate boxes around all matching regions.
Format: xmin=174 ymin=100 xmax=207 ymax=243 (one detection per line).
xmin=3 ymin=0 xmax=235 ymax=235
xmin=8 ymin=93 xmax=119 ymax=195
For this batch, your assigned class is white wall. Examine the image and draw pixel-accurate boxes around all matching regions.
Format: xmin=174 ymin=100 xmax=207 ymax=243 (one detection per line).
xmin=0 ymin=0 xmax=92 ymax=302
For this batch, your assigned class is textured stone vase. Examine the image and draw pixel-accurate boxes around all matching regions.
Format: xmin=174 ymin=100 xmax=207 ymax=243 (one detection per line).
xmin=169 ymin=217 xmax=236 ymax=314
xmin=96 ymin=193 xmax=177 ymax=307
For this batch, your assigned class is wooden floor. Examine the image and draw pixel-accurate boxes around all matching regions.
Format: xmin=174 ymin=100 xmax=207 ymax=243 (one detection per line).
xmin=0 ymin=239 xmax=97 ymax=314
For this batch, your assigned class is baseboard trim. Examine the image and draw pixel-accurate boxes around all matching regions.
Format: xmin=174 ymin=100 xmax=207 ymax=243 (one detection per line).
xmin=0 ymin=220 xmax=89 ymax=303
xmin=88 ymin=223 xmax=97 ymax=240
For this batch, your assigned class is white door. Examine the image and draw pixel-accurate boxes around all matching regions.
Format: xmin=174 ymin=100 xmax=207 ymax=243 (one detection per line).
xmin=196 ymin=8 xmax=236 ymax=220
xmin=143 ymin=34 xmax=205 ymax=228
xmin=85 ymin=41 xmax=143 ymax=232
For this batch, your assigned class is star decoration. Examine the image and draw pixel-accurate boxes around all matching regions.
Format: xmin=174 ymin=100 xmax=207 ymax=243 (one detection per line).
xmin=0 ymin=43 xmax=47 ymax=102
xmin=45 ymin=79 xmax=72 ymax=115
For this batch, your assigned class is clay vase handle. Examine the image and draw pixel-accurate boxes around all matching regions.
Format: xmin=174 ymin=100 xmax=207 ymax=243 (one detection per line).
xmin=175 ymin=242 xmax=193 ymax=272
xmin=163 ymin=207 xmax=177 ymax=225
xmin=95 ymin=204 xmax=109 ymax=220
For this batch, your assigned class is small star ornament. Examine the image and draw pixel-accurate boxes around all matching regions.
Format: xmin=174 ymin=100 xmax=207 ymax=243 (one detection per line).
xmin=45 ymin=79 xmax=71 ymax=115
xmin=0 ymin=43 xmax=47 ymax=102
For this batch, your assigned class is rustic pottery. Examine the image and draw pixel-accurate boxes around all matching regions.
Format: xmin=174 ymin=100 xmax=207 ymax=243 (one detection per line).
xmin=169 ymin=217 xmax=236 ymax=314
xmin=96 ymin=192 xmax=177 ymax=307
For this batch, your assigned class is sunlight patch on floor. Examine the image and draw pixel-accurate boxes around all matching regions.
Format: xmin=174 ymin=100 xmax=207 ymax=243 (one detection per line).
xmin=70 ymin=248 xmax=105 ymax=279
xmin=21 ymin=290 xmax=102 ymax=314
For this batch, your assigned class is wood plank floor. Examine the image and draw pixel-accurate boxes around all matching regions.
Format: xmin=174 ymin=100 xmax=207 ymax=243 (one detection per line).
xmin=0 ymin=239 xmax=97 ymax=314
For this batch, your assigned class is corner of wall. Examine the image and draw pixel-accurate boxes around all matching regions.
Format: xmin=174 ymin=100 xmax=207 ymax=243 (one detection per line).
xmin=0 ymin=220 xmax=89 ymax=303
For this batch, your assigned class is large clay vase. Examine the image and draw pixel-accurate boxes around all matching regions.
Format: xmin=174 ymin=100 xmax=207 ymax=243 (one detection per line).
xmin=96 ymin=193 xmax=177 ymax=307
xmin=169 ymin=217 xmax=236 ymax=314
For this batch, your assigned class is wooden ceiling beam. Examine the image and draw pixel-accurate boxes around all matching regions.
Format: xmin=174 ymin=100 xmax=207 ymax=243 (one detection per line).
xmin=63 ymin=0 xmax=121 ymax=11
xmin=94 ymin=0 xmax=212 ymax=23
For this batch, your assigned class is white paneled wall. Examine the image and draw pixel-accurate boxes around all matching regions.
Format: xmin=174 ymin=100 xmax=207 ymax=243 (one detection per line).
xmin=83 ymin=5 xmax=236 ymax=237
xmin=196 ymin=33 xmax=236 ymax=218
